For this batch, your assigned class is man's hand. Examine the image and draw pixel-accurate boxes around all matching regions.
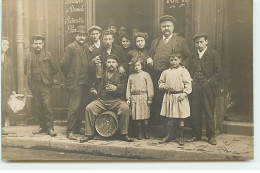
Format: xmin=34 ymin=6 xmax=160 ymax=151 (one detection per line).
xmin=118 ymin=66 xmax=126 ymax=74
xmin=147 ymin=100 xmax=152 ymax=106
xmin=89 ymin=45 xmax=94 ymax=52
xmin=178 ymin=93 xmax=187 ymax=102
xmin=126 ymin=99 xmax=131 ymax=106
xmin=106 ymin=83 xmax=117 ymax=92
xmin=93 ymin=56 xmax=101 ymax=64
xmin=147 ymin=57 xmax=153 ymax=66
xmin=162 ymin=85 xmax=170 ymax=90
xmin=90 ymin=88 xmax=98 ymax=95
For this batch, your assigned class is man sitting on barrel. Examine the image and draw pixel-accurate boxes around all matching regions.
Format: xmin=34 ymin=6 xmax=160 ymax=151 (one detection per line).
xmin=80 ymin=54 xmax=134 ymax=143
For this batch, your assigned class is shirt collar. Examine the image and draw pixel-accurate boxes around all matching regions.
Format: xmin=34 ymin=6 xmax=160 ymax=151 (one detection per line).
xmin=198 ymin=46 xmax=207 ymax=59
xmin=94 ymin=40 xmax=101 ymax=48
xmin=163 ymin=34 xmax=173 ymax=41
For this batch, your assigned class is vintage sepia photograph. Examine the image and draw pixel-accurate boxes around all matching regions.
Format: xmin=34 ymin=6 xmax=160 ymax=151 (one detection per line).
xmin=1 ymin=0 xmax=253 ymax=162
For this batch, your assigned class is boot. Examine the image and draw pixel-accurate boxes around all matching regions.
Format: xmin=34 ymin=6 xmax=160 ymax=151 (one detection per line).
xmin=143 ymin=125 xmax=150 ymax=139
xmin=32 ymin=127 xmax=47 ymax=134
xmin=137 ymin=125 xmax=143 ymax=140
xmin=1 ymin=129 xmax=8 ymax=135
xmin=48 ymin=129 xmax=57 ymax=137
xmin=178 ymin=126 xmax=185 ymax=146
xmin=158 ymin=130 xmax=172 ymax=144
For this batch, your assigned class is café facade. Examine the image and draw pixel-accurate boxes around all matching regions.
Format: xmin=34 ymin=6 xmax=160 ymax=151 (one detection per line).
xmin=1 ymin=0 xmax=253 ymax=129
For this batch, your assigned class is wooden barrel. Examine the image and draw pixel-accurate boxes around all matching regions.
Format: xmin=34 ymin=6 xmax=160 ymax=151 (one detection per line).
xmin=95 ymin=111 xmax=118 ymax=137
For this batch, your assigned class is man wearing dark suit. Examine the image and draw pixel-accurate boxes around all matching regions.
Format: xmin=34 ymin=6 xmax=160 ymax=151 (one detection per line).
xmin=184 ymin=33 xmax=222 ymax=145
xmin=1 ymin=37 xmax=16 ymax=135
xmin=61 ymin=26 xmax=90 ymax=140
xmin=93 ymin=30 xmax=128 ymax=75
xmin=24 ymin=34 xmax=59 ymax=137
xmin=85 ymin=26 xmax=104 ymax=91
xmin=147 ymin=15 xmax=191 ymax=129
xmin=80 ymin=54 xmax=134 ymax=143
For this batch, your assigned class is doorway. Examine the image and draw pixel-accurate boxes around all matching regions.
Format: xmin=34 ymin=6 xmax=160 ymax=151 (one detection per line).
xmin=96 ymin=0 xmax=153 ymax=44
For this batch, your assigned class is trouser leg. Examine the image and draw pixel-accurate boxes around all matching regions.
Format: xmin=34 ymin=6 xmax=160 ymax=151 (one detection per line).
xmin=40 ymin=84 xmax=54 ymax=130
xmin=110 ymin=100 xmax=130 ymax=135
xmin=31 ymin=81 xmax=46 ymax=129
xmin=67 ymin=85 xmax=83 ymax=133
xmin=202 ymin=83 xmax=216 ymax=139
xmin=190 ymin=82 xmax=203 ymax=139
xmin=85 ymin=100 xmax=106 ymax=136
xmin=77 ymin=85 xmax=90 ymax=132
xmin=150 ymin=70 xmax=165 ymax=125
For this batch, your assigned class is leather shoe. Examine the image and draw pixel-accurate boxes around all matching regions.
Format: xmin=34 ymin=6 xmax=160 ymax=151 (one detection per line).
xmin=208 ymin=137 xmax=217 ymax=145
xmin=79 ymin=135 xmax=94 ymax=143
xmin=186 ymin=136 xmax=200 ymax=142
xmin=122 ymin=135 xmax=134 ymax=142
xmin=32 ymin=127 xmax=47 ymax=134
xmin=48 ymin=129 xmax=57 ymax=137
xmin=1 ymin=129 xmax=8 ymax=135
xmin=158 ymin=135 xmax=171 ymax=144
xmin=179 ymin=137 xmax=185 ymax=146
xmin=67 ymin=132 xmax=77 ymax=140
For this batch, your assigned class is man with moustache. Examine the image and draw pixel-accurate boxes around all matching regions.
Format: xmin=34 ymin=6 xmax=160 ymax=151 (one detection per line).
xmin=80 ymin=54 xmax=134 ymax=143
xmin=61 ymin=26 xmax=90 ymax=140
xmin=85 ymin=26 xmax=103 ymax=86
xmin=93 ymin=30 xmax=128 ymax=75
xmin=1 ymin=37 xmax=16 ymax=135
xmin=147 ymin=15 xmax=191 ymax=137
xmin=184 ymin=33 xmax=222 ymax=145
xmin=24 ymin=34 xmax=59 ymax=137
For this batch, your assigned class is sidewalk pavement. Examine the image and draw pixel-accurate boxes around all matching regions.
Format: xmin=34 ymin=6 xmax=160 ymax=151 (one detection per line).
xmin=1 ymin=125 xmax=254 ymax=161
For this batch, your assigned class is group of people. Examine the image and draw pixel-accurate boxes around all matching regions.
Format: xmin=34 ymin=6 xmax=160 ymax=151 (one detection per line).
xmin=1 ymin=15 xmax=222 ymax=146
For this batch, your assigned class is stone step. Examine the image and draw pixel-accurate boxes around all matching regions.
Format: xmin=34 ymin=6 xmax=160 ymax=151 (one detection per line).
xmin=219 ymin=121 xmax=253 ymax=136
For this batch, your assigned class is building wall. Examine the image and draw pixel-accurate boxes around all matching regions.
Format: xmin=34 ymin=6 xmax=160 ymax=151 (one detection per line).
xmin=1 ymin=0 xmax=253 ymax=124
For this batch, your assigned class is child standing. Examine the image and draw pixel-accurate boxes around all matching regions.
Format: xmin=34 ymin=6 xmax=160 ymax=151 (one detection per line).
xmin=158 ymin=53 xmax=192 ymax=146
xmin=126 ymin=59 xmax=154 ymax=140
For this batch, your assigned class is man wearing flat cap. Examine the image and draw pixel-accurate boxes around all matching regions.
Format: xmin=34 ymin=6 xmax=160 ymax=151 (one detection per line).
xmin=93 ymin=30 xmax=128 ymax=75
xmin=1 ymin=37 xmax=16 ymax=135
xmin=85 ymin=26 xmax=103 ymax=88
xmin=24 ymin=34 xmax=59 ymax=137
xmin=61 ymin=25 xmax=91 ymax=140
xmin=183 ymin=33 xmax=222 ymax=145
xmin=147 ymin=15 xmax=191 ymax=128
xmin=80 ymin=54 xmax=134 ymax=143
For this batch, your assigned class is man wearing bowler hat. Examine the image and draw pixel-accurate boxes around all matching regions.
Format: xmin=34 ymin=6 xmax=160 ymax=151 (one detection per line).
xmin=147 ymin=15 xmax=191 ymax=140
xmin=24 ymin=34 xmax=59 ymax=137
xmin=85 ymin=26 xmax=103 ymax=87
xmin=80 ymin=54 xmax=134 ymax=143
xmin=61 ymin=25 xmax=90 ymax=140
xmin=183 ymin=33 xmax=222 ymax=145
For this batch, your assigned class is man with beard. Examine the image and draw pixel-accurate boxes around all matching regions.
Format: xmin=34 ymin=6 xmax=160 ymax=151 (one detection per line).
xmin=1 ymin=37 xmax=16 ymax=135
xmin=80 ymin=54 xmax=134 ymax=143
xmin=184 ymin=33 xmax=222 ymax=145
xmin=24 ymin=34 xmax=59 ymax=137
xmin=61 ymin=26 xmax=90 ymax=140
xmin=85 ymin=26 xmax=103 ymax=87
xmin=93 ymin=30 xmax=128 ymax=75
xmin=147 ymin=15 xmax=191 ymax=140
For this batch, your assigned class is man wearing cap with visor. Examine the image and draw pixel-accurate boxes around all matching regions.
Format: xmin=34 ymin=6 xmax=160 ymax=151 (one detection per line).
xmin=61 ymin=25 xmax=90 ymax=140
xmin=183 ymin=33 xmax=222 ymax=145
xmin=85 ymin=25 xmax=103 ymax=87
xmin=80 ymin=54 xmax=134 ymax=143
xmin=24 ymin=34 xmax=59 ymax=137
xmin=148 ymin=15 xmax=191 ymax=128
